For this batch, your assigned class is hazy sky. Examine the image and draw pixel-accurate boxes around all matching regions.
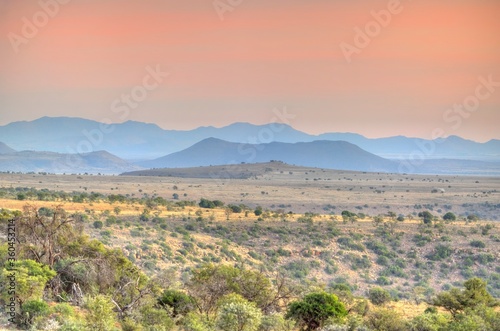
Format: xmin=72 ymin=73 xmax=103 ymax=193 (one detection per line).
xmin=0 ymin=0 xmax=499 ymax=141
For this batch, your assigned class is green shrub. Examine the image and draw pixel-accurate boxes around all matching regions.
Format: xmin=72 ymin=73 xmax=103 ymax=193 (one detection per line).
xmin=93 ymin=220 xmax=103 ymax=229
xmin=368 ymin=287 xmax=392 ymax=305
xmin=426 ymin=244 xmax=452 ymax=261
xmin=470 ymin=240 xmax=486 ymax=248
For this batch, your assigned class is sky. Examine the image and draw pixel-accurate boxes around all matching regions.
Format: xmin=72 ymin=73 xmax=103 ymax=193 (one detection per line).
xmin=0 ymin=0 xmax=499 ymax=142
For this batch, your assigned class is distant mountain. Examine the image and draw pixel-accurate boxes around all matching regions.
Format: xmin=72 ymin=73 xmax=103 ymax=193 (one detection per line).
xmin=139 ymin=138 xmax=399 ymax=172
xmin=0 ymin=150 xmax=142 ymax=174
xmin=0 ymin=117 xmax=499 ymax=161
xmin=0 ymin=142 xmax=15 ymax=154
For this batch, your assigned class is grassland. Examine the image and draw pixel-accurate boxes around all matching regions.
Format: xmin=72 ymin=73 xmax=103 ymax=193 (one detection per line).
xmin=1 ymin=163 xmax=499 ymax=299
xmin=1 ymin=162 xmax=499 ymax=219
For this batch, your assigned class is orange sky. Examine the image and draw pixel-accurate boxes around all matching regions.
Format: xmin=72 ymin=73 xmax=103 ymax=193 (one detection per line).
xmin=0 ymin=0 xmax=499 ymax=141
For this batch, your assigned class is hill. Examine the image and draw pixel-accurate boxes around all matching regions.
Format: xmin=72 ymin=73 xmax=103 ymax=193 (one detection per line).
xmin=0 ymin=142 xmax=15 ymax=154
xmin=122 ymin=161 xmax=297 ymax=178
xmin=139 ymin=138 xmax=399 ymax=173
xmin=1 ymin=117 xmax=499 ymax=161
xmin=0 ymin=150 xmax=142 ymax=174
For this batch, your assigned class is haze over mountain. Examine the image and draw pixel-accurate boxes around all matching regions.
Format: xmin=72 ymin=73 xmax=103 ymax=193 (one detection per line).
xmin=0 ymin=117 xmax=499 ymax=161
xmin=138 ymin=138 xmax=500 ymax=176
xmin=0 ymin=142 xmax=15 ymax=154
xmin=140 ymin=138 xmax=398 ymax=172
xmin=0 ymin=150 xmax=141 ymax=174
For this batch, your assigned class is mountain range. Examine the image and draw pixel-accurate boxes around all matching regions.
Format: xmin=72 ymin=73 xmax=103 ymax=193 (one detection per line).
xmin=0 ymin=117 xmax=499 ymax=175
xmin=0 ymin=149 xmax=140 ymax=174
xmin=0 ymin=117 xmax=499 ymax=161
xmin=140 ymin=138 xmax=398 ymax=173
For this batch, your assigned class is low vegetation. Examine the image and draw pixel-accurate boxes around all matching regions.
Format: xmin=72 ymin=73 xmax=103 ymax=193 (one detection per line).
xmin=0 ymin=172 xmax=499 ymax=330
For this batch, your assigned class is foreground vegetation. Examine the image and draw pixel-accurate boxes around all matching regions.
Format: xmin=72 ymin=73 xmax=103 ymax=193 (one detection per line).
xmin=0 ymin=197 xmax=499 ymax=330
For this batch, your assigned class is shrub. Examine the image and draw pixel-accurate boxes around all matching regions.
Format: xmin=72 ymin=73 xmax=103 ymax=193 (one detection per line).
xmin=93 ymin=220 xmax=103 ymax=229
xmin=366 ymin=308 xmax=405 ymax=331
xmin=337 ymin=237 xmax=365 ymax=252
xmin=216 ymin=294 xmax=262 ymax=331
xmin=158 ymin=290 xmax=195 ymax=318
xmin=426 ymin=244 xmax=452 ymax=261
xmin=19 ymin=299 xmax=50 ymax=328
xmin=368 ymin=287 xmax=392 ymax=305
xmin=470 ymin=240 xmax=486 ymax=248
xmin=443 ymin=212 xmax=456 ymax=221
xmin=376 ymin=276 xmax=392 ymax=286
xmin=259 ymin=313 xmax=295 ymax=331
xmin=286 ymin=292 xmax=347 ymax=330
xmin=83 ymin=295 xmax=118 ymax=331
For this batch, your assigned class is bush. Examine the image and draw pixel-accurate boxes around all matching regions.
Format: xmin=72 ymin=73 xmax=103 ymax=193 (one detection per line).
xmin=93 ymin=220 xmax=103 ymax=229
xmin=470 ymin=240 xmax=486 ymax=248
xmin=19 ymin=299 xmax=50 ymax=328
xmin=426 ymin=244 xmax=452 ymax=261
xmin=366 ymin=308 xmax=406 ymax=331
xmin=443 ymin=212 xmax=456 ymax=221
xmin=158 ymin=289 xmax=195 ymax=318
xmin=337 ymin=237 xmax=365 ymax=252
xmin=216 ymin=294 xmax=262 ymax=331
xmin=376 ymin=276 xmax=392 ymax=286
xmin=83 ymin=295 xmax=118 ymax=331
xmin=407 ymin=312 xmax=449 ymax=331
xmin=368 ymin=287 xmax=392 ymax=305
xmin=139 ymin=305 xmax=174 ymax=331
xmin=286 ymin=292 xmax=347 ymax=330
xmin=228 ymin=204 xmax=243 ymax=213
xmin=259 ymin=313 xmax=295 ymax=331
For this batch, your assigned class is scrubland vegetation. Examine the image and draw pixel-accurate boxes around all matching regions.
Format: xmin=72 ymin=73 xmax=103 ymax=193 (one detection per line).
xmin=0 ymin=166 xmax=499 ymax=330
xmin=0 ymin=191 xmax=499 ymax=330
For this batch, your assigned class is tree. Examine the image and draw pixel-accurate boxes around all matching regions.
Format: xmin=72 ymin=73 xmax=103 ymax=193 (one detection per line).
xmin=368 ymin=287 xmax=392 ymax=306
xmin=199 ymin=198 xmax=216 ymax=209
xmin=187 ymin=264 xmax=273 ymax=317
xmin=285 ymin=292 xmax=347 ymax=330
xmin=418 ymin=211 xmax=434 ymax=224
xmin=443 ymin=212 xmax=456 ymax=221
xmin=216 ymin=294 xmax=262 ymax=331
xmin=17 ymin=204 xmax=78 ymax=268
xmin=387 ymin=211 xmax=396 ymax=220
xmin=433 ymin=278 xmax=497 ymax=318
xmin=254 ymin=206 xmax=263 ymax=216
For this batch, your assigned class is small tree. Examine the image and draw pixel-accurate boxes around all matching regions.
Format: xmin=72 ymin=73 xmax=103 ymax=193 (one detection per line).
xmin=418 ymin=211 xmax=434 ymax=224
xmin=443 ymin=212 xmax=456 ymax=221
xmin=286 ymin=292 xmax=347 ymax=330
xmin=433 ymin=277 xmax=497 ymax=317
